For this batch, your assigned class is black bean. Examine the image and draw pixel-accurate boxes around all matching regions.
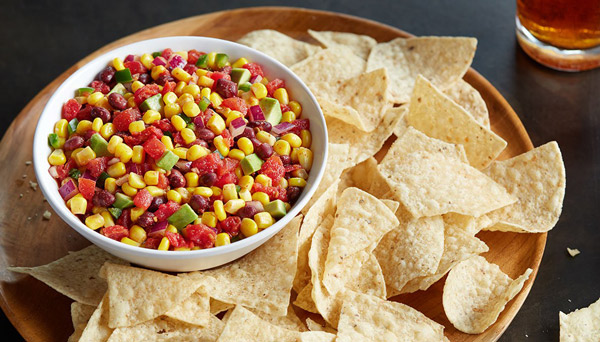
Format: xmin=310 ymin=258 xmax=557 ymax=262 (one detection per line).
xmin=63 ymin=136 xmax=84 ymax=151
xmin=256 ymin=143 xmax=273 ymax=160
xmin=196 ymin=128 xmax=215 ymax=141
xmin=92 ymin=190 xmax=115 ymax=207
xmin=189 ymin=195 xmax=209 ymax=214
xmin=200 ymin=172 xmax=217 ymax=186
xmin=247 ymin=120 xmax=272 ymax=132
xmin=138 ymin=73 xmax=150 ymax=84
xmin=148 ymin=196 xmax=166 ymax=212
xmin=136 ymin=211 xmax=155 ymax=228
xmin=91 ymin=106 xmax=111 ymax=123
xmin=237 ymin=205 xmax=260 ymax=219
xmin=280 ymin=155 xmax=291 ymax=165
xmin=99 ymin=66 xmax=116 ymax=84
xmin=108 ymin=93 xmax=127 ymax=110
xmin=287 ymin=186 xmax=301 ymax=204
xmin=250 ymin=138 xmax=262 ymax=149
xmin=168 ymin=169 xmax=186 ymax=188
xmin=239 ymin=127 xmax=256 ymax=140
xmin=156 ymin=73 xmax=174 ymax=86
xmin=215 ymin=78 xmax=238 ymax=98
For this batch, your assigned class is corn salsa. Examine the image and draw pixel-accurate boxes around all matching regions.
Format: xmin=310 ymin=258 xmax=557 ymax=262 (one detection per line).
xmin=47 ymin=48 xmax=312 ymax=251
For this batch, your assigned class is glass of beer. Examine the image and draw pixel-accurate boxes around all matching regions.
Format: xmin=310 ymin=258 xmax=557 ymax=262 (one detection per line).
xmin=516 ymin=0 xmax=600 ymax=71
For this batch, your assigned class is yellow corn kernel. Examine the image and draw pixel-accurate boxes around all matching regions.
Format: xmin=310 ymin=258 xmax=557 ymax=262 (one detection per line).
xmin=124 ymin=92 xmax=133 ymax=99
xmin=297 ymin=147 xmax=313 ymax=171
xmin=182 ymin=84 xmax=200 ymax=96
xmin=251 ymin=83 xmax=268 ymax=99
xmin=196 ymin=68 xmax=208 ymax=77
xmin=140 ymin=53 xmax=154 ymax=69
xmin=273 ymin=140 xmax=291 ymax=156
xmin=222 ymin=184 xmax=238 ymax=202
xmin=289 ymin=101 xmax=302 ymax=116
xmin=175 ymin=247 xmax=191 ymax=251
xmin=177 ymin=93 xmax=194 ymax=107
xmin=101 ymin=211 xmax=115 ymax=228
xmin=122 ymin=182 xmax=138 ymax=197
xmin=87 ymin=92 xmax=104 ymax=106
xmin=174 ymin=50 xmax=188 ymax=59
xmin=151 ymin=65 xmax=167 ymax=80
xmin=282 ymin=133 xmax=302 ymax=148
xmin=128 ymin=173 xmax=146 ymax=189
xmin=69 ymin=195 xmax=87 ymax=215
xmin=54 ymin=119 xmax=68 ymax=138
xmin=130 ymin=207 xmax=145 ymax=222
xmin=254 ymin=212 xmax=274 ymax=229
xmin=173 ymin=81 xmax=186 ymax=97
xmin=173 ymin=147 xmax=188 ymax=159
xmin=213 ymin=136 xmax=229 ymax=157
xmin=100 ymin=123 xmax=115 ymax=140
xmin=48 ymin=149 xmax=66 ymax=166
xmin=107 ymin=163 xmax=127 ymax=179
xmin=132 ymin=146 xmax=145 ymax=164
xmin=198 ymin=75 xmax=215 ymax=88
xmin=300 ymin=130 xmax=312 ymax=148
xmin=224 ymin=199 xmax=245 ymax=214
xmin=108 ymin=135 xmax=123 ymax=154
xmin=85 ymin=213 xmax=105 ymax=230
xmin=140 ymin=171 xmax=158 ymax=187
xmin=180 ymin=128 xmax=196 ymax=144
xmin=129 ymin=120 xmax=146 ymax=135
xmin=239 ymin=175 xmax=254 ymax=190
xmin=252 ymin=191 xmax=270 ymax=206
xmin=232 ymin=57 xmax=249 ymax=68
xmin=281 ymin=111 xmax=296 ymax=123
xmin=256 ymin=131 xmax=276 ymax=146
xmin=181 ymin=102 xmax=200 ymax=118
xmin=112 ymin=57 xmax=125 ymax=71
xmin=171 ymin=115 xmax=186 ymax=131
xmin=161 ymin=136 xmax=174 ymax=151
xmin=127 ymin=96 xmax=136 ymax=108
xmin=70 ymin=147 xmax=83 ymax=165
xmin=273 ymin=88 xmax=289 ymax=105
xmin=200 ymin=86 xmax=211 ymax=99
xmin=279 ymin=177 xmax=288 ymax=189
xmin=237 ymin=137 xmax=254 ymax=155
xmin=145 ymin=186 xmax=165 ymax=197
xmin=166 ymin=223 xmax=178 ymax=234
xmin=176 ymin=187 xmax=191 ymax=203
xmin=92 ymin=206 xmax=105 ymax=214
xmin=76 ymin=146 xmax=96 ymax=166
xmin=186 ymin=145 xmax=209 ymax=161
xmin=209 ymin=92 xmax=223 ymax=108
xmin=256 ymin=174 xmax=272 ymax=187
xmin=158 ymin=237 xmax=170 ymax=251
xmin=206 ymin=52 xmax=217 ymax=69
xmin=211 ymin=186 xmax=222 ymax=196
xmin=228 ymin=149 xmax=245 ymax=161
xmin=104 ymin=177 xmax=117 ymax=193
xmin=225 ymin=110 xmax=243 ymax=126
xmin=201 ymin=212 xmax=217 ymax=227
xmin=292 ymin=167 xmax=309 ymax=180
xmin=185 ymin=172 xmax=199 ymax=187
xmin=120 ymin=237 xmax=141 ymax=247
xmin=194 ymin=187 xmax=213 ymax=197
xmin=130 ymin=226 xmax=148 ymax=244
xmin=142 ymin=110 xmax=161 ymax=124
xmin=289 ymin=177 xmax=307 ymax=187
xmin=285 ymin=202 xmax=291 ymax=211
xmin=215 ymin=232 xmax=230 ymax=247
xmin=76 ymin=120 xmax=93 ymax=134
xmin=207 ymin=114 xmax=226 ymax=135
xmin=239 ymin=188 xmax=252 ymax=202
xmin=241 ymin=218 xmax=258 ymax=237
xmin=54 ymin=137 xmax=66 ymax=149
xmin=172 ymin=67 xmax=191 ymax=82
xmin=131 ymin=80 xmax=144 ymax=93
xmin=260 ymin=77 xmax=269 ymax=85
xmin=163 ymin=91 xmax=178 ymax=105
xmin=167 ymin=190 xmax=182 ymax=203
xmin=213 ymin=200 xmax=226 ymax=221
xmin=115 ymin=143 xmax=133 ymax=163
xmin=235 ymin=166 xmax=243 ymax=180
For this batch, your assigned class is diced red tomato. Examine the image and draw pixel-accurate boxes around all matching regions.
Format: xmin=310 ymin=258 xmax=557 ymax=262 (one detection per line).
xmin=142 ymin=237 xmax=161 ymax=249
xmin=62 ymin=99 xmax=81 ymax=121
xmin=220 ymin=129 xmax=234 ymax=148
xmin=161 ymin=48 xmax=174 ymax=59
xmin=161 ymin=81 xmax=176 ymax=95
xmin=266 ymin=79 xmax=285 ymax=96
xmin=290 ymin=119 xmax=310 ymax=135
xmin=134 ymin=189 xmax=153 ymax=210
xmin=89 ymin=80 xmax=110 ymax=94
xmin=86 ymin=157 xmax=108 ymax=178
xmin=152 ymin=118 xmax=175 ymax=133
xmin=284 ymin=164 xmax=302 ymax=173
xmin=260 ymin=155 xmax=285 ymax=184
xmin=134 ymin=84 xmax=161 ymax=105
xmin=117 ymin=208 xmax=132 ymax=228
xmin=183 ymin=63 xmax=197 ymax=75
xmin=124 ymin=61 xmax=146 ymax=74
xmin=76 ymin=105 xmax=93 ymax=121
xmin=166 ymin=231 xmax=188 ymax=249
xmin=187 ymin=49 xmax=202 ymax=65
xmin=113 ymin=108 xmax=141 ymax=132
xmin=56 ymin=159 xmax=77 ymax=181
xmin=154 ymin=200 xmax=181 ymax=222
xmin=219 ymin=216 xmax=241 ymax=236
xmin=242 ymin=63 xmax=264 ymax=77
xmin=191 ymin=153 xmax=222 ymax=175
xmin=216 ymin=157 xmax=239 ymax=177
xmin=140 ymin=126 xmax=164 ymax=141
xmin=101 ymin=225 xmax=129 ymax=241
xmin=172 ymin=131 xmax=186 ymax=146
xmin=183 ymin=224 xmax=216 ymax=249
xmin=123 ymin=134 xmax=144 ymax=146
xmin=210 ymin=71 xmax=231 ymax=84
xmin=78 ymin=178 xmax=96 ymax=201
xmin=252 ymin=183 xmax=287 ymax=201
xmin=280 ymin=104 xmax=291 ymax=113
xmin=143 ymin=136 xmax=166 ymax=160
xmin=221 ymin=97 xmax=249 ymax=116
xmin=214 ymin=172 xmax=238 ymax=188
xmin=157 ymin=172 xmax=169 ymax=189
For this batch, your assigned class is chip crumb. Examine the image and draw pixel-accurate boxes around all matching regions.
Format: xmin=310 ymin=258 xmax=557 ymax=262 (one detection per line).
xmin=25 ymin=161 xmax=32 ymax=166
xmin=568 ymin=299 xmax=572 ymax=302
xmin=19 ymin=193 xmax=23 ymax=199
xmin=29 ymin=181 xmax=38 ymax=191
xmin=525 ymin=334 xmax=528 ymax=337
xmin=27 ymin=217 xmax=31 ymax=220
xmin=22 ymin=174 xmax=27 ymax=178
xmin=567 ymin=248 xmax=580 ymax=257
xmin=43 ymin=211 xmax=52 ymax=220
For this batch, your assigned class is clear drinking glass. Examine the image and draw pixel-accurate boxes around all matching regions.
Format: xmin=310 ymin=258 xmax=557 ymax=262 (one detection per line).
xmin=516 ymin=0 xmax=600 ymax=71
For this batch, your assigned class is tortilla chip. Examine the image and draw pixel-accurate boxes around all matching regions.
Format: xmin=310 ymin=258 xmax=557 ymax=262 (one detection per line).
xmin=209 ymin=298 xmax=234 ymax=315
xmin=336 ymin=291 xmax=445 ymax=342
xmin=290 ymin=47 xmax=366 ymax=83
xmin=305 ymin=318 xmax=337 ymax=334
xmin=8 ymin=245 xmax=128 ymax=306
xmin=71 ymin=302 xmax=96 ymax=329
xmin=567 ymin=248 xmax=581 ymax=258
xmin=237 ymin=30 xmax=321 ymax=66
xmin=107 ymin=315 xmax=224 ymax=342
xmin=68 ymin=323 xmax=87 ymax=342
xmin=443 ymin=256 xmax=532 ymax=334
xmin=216 ymin=305 xmax=300 ymax=342
xmin=345 ymin=157 xmax=391 ymax=198
xmin=443 ymin=79 xmax=490 ymax=128
xmin=293 ymin=283 xmax=319 ymax=313
xmin=101 ymin=263 xmax=200 ymax=328
xmin=308 ymin=30 xmax=377 ymax=60
xmin=378 ymin=150 xmax=516 ymax=218
xmin=79 ymin=295 xmax=113 ymax=342
xmin=392 ymin=126 xmax=468 ymax=163
xmin=399 ymin=213 xmax=489 ymax=294
xmin=182 ymin=215 xmax=302 ymax=317
xmin=406 ymin=76 xmax=506 ymax=169
xmin=390 ymin=106 xmax=410 ymax=138
xmin=323 ymin=188 xmax=398 ymax=293
xmin=295 ymin=180 xmax=340 ymax=292
xmin=559 ymin=297 xmax=600 ymax=341
xmin=164 ymin=289 xmax=210 ymax=327
xmin=312 ymin=68 xmax=391 ymax=132
xmin=252 ymin=305 xmax=307 ymax=332
xmin=298 ymin=331 xmax=337 ymax=342
xmin=366 ymin=36 xmax=477 ymax=103
xmin=484 ymin=141 xmax=566 ymax=233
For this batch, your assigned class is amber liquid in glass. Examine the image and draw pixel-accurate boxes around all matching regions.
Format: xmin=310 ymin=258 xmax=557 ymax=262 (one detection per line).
xmin=517 ymin=0 xmax=600 ymax=50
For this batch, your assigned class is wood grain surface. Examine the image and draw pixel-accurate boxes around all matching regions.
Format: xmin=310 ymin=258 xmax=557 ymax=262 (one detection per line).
xmin=0 ymin=7 xmax=541 ymax=342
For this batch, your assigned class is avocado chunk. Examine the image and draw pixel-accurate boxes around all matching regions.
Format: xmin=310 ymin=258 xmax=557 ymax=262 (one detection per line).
xmin=156 ymin=150 xmax=179 ymax=171
xmin=168 ymin=204 xmax=198 ymax=230
xmin=90 ymin=133 xmax=110 ymax=157
xmin=240 ymin=154 xmax=264 ymax=175
xmin=113 ymin=193 xmax=134 ymax=209
xmin=265 ymin=200 xmax=287 ymax=219
xmin=259 ymin=97 xmax=282 ymax=126
xmin=108 ymin=83 xmax=127 ymax=96
xmin=108 ymin=207 xmax=122 ymax=219
xmin=139 ymin=94 xmax=164 ymax=112
xmin=230 ymin=68 xmax=251 ymax=85
xmin=114 ymin=68 xmax=133 ymax=83
xmin=77 ymin=87 xmax=95 ymax=96
xmin=215 ymin=53 xmax=229 ymax=69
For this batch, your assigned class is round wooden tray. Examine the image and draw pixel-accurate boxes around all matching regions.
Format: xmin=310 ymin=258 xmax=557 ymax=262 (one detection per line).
xmin=0 ymin=7 xmax=541 ymax=342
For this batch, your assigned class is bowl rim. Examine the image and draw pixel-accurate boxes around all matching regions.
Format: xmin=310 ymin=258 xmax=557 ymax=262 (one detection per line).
xmin=33 ymin=35 xmax=328 ymax=261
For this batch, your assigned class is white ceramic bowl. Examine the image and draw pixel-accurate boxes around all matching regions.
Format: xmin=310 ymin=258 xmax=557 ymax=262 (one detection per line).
xmin=33 ymin=36 xmax=328 ymax=272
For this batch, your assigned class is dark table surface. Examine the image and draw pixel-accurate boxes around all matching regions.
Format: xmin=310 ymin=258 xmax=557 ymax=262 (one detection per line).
xmin=2 ymin=0 xmax=599 ymax=341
